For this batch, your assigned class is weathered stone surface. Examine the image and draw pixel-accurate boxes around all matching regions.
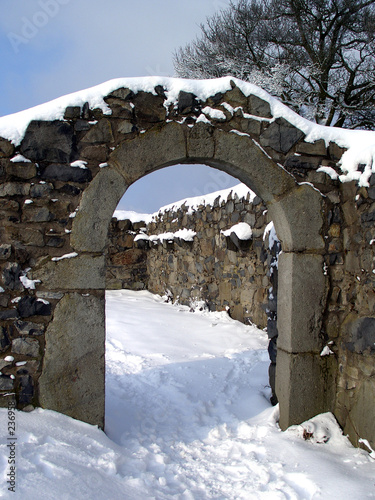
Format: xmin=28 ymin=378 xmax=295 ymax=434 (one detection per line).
xmin=0 ymin=182 xmax=30 ymax=197
xmin=186 ymin=122 xmax=215 ymax=159
xmin=0 ymin=377 xmax=14 ymax=390
xmin=117 ymin=120 xmax=134 ymax=135
xmin=0 ymin=244 xmax=11 ymax=260
xmin=2 ymin=262 xmax=22 ymax=290
xmin=14 ymin=320 xmax=44 ymax=336
xmin=20 ymin=120 xmax=74 ymax=163
xmin=82 ymin=119 xmax=114 ymax=144
xmin=133 ymin=91 xmax=166 ymax=122
xmin=178 ymin=91 xmax=198 ymax=114
xmin=268 ymin=184 xmax=325 ymax=252
xmin=12 ymin=337 xmax=40 ymax=357
xmin=41 ymin=164 xmax=92 ymax=183
xmin=248 ymin=94 xmax=272 ymax=118
xmin=342 ymin=316 xmax=375 ymax=353
xmin=212 ymin=128 xmax=296 ymax=203
xmin=110 ymin=122 xmax=186 ymax=185
xmin=107 ymin=87 xmax=132 ymax=100
xmin=18 ymin=371 xmax=34 ymax=405
xmin=39 ymin=293 xmax=105 ymax=427
xmin=296 ymin=139 xmax=326 ymax=156
xmin=0 ymin=309 xmax=19 ymax=320
xmin=276 ymin=349 xmax=329 ymax=430
xmin=0 ymin=326 xmax=11 ymax=351
xmin=260 ymin=117 xmax=305 ymax=154
xmin=64 ymin=106 xmax=81 ymax=120
xmin=18 ymin=228 xmax=44 ymax=247
xmin=30 ymin=183 xmax=53 ymax=198
xmin=71 ymin=167 xmax=128 ymax=253
xmin=22 ymin=206 xmax=53 ymax=223
xmin=278 ymin=252 xmax=327 ymax=353
xmin=344 ymin=379 xmax=375 ymax=450
xmin=32 ymin=254 xmax=105 ymax=290
xmin=0 ymin=138 xmax=15 ymax=158
xmin=6 ymin=162 xmax=37 ymax=180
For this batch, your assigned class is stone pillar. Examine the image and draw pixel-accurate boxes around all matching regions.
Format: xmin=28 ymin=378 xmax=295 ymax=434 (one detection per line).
xmin=38 ymin=293 xmax=105 ymax=427
xmin=276 ymin=252 xmax=328 ymax=429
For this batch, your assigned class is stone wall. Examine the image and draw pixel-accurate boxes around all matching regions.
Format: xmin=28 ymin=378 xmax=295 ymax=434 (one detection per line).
xmin=106 ymin=188 xmax=277 ymax=329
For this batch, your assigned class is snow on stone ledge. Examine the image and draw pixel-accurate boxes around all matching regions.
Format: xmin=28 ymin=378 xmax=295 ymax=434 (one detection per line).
xmin=146 ymin=229 xmax=197 ymax=244
xmin=222 ymin=222 xmax=253 ymax=241
xmin=2 ymin=75 xmax=374 ymax=184
xmin=156 ymin=183 xmax=257 ymax=216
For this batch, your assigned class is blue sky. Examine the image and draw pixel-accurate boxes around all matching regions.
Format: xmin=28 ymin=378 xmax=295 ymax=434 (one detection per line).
xmin=0 ymin=0 xmax=239 ymax=213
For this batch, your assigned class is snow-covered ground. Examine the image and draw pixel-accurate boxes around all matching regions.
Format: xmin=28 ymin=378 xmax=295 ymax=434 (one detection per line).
xmin=0 ymin=290 xmax=374 ymax=499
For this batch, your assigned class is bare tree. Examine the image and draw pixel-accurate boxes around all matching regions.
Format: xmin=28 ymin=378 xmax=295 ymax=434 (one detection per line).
xmin=174 ymin=0 xmax=375 ymax=129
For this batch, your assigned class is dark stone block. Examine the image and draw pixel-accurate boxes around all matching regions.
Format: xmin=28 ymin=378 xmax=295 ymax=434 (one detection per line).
xmin=30 ymin=183 xmax=53 ymax=198
xmin=0 ymin=376 xmax=14 ymax=391
xmin=0 ymin=244 xmax=11 ymax=260
xmin=75 ymin=120 xmax=91 ymax=132
xmin=178 ymin=91 xmax=198 ymax=114
xmin=41 ymin=164 xmax=92 ymax=183
xmin=64 ymin=106 xmax=81 ymax=120
xmin=284 ymin=155 xmax=319 ymax=171
xmin=20 ymin=120 xmax=74 ymax=164
xmin=17 ymin=297 xmax=51 ymax=318
xmin=59 ymin=184 xmax=81 ymax=196
xmin=46 ymin=237 xmax=65 ymax=248
xmin=18 ymin=372 xmax=34 ymax=405
xmin=260 ymin=117 xmax=305 ymax=154
xmin=345 ymin=317 xmax=375 ymax=353
xmin=0 ymin=309 xmax=19 ymax=321
xmin=0 ymin=326 xmax=11 ymax=351
xmin=2 ymin=263 xmax=22 ymax=290
xmin=133 ymin=92 xmax=166 ymax=123
xmin=248 ymin=94 xmax=272 ymax=118
xmin=361 ymin=211 xmax=375 ymax=223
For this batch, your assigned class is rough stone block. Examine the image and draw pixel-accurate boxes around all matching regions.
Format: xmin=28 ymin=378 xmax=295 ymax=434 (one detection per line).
xmin=20 ymin=120 xmax=74 ymax=164
xmin=0 ymin=244 xmax=11 ymax=260
xmin=41 ymin=164 xmax=92 ymax=183
xmin=277 ymin=252 xmax=327 ymax=353
xmin=32 ymin=254 xmax=105 ymax=290
xmin=71 ymin=167 xmax=128 ymax=253
xmin=6 ymin=162 xmax=37 ymax=180
xmin=12 ymin=337 xmax=40 ymax=357
xmin=268 ymin=184 xmax=325 ymax=252
xmin=276 ymin=348 xmax=327 ymax=430
xmin=248 ymin=94 xmax=272 ymax=118
xmin=186 ymin=122 xmax=215 ymax=159
xmin=344 ymin=379 xmax=375 ymax=450
xmin=82 ymin=119 xmax=114 ymax=144
xmin=260 ymin=117 xmax=305 ymax=154
xmin=38 ymin=293 xmax=105 ymax=427
xmin=110 ymin=122 xmax=187 ymax=185
xmin=0 ymin=182 xmax=30 ymax=197
xmin=0 ymin=138 xmax=15 ymax=158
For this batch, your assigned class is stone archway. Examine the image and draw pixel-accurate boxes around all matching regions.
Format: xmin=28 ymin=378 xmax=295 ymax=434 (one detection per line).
xmin=0 ymin=78 xmax=341 ymax=437
xmin=35 ymin=119 xmax=327 ymax=430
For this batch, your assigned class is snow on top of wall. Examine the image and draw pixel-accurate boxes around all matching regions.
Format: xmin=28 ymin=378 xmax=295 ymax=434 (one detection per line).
xmin=1 ymin=75 xmax=375 ymax=185
xmin=156 ymin=183 xmax=257 ymax=216
xmin=222 ymin=222 xmax=253 ymax=240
